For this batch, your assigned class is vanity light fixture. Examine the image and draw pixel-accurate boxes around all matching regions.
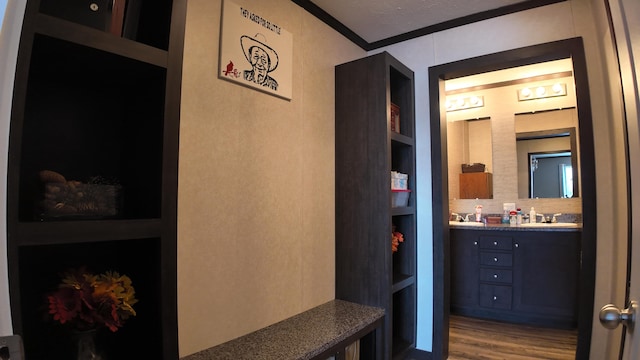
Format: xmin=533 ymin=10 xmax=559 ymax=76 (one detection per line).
xmin=518 ymin=83 xmax=567 ymax=101
xmin=446 ymin=95 xmax=484 ymax=112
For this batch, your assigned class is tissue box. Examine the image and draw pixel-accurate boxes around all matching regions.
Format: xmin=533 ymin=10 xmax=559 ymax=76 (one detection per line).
xmin=391 ymin=189 xmax=411 ymax=207
xmin=391 ymin=171 xmax=408 ymax=190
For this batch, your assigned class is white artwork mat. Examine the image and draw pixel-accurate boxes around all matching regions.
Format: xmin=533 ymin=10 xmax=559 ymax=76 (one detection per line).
xmin=219 ymin=0 xmax=293 ymax=100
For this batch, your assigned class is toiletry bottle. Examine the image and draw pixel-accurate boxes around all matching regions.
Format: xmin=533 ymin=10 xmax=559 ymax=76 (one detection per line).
xmin=530 ymin=207 xmax=536 ymax=223
xmin=475 ymin=205 xmax=483 ymax=222
xmin=502 ymin=209 xmax=509 ymax=224
xmin=516 ymin=208 xmax=522 ymax=225
xmin=509 ymin=210 xmax=517 ymax=226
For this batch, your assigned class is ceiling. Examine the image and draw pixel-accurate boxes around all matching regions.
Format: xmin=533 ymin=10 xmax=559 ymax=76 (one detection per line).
xmin=294 ymin=0 xmax=566 ymax=50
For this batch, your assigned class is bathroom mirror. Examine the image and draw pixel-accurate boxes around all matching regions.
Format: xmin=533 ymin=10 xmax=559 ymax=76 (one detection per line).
xmin=446 ymin=118 xmax=492 ymax=199
xmin=516 ymin=128 xmax=579 ymax=198
xmin=515 ymin=110 xmax=580 ymax=198
xmin=446 ymin=109 xmax=580 ymax=200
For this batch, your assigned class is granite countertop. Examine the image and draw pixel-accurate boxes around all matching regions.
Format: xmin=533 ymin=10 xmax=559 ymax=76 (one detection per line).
xmin=449 ymin=222 xmax=582 ymax=232
xmin=180 ymin=299 xmax=385 ymax=360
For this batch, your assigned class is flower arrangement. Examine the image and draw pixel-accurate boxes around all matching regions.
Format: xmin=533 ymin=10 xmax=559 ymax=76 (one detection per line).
xmin=392 ymin=227 xmax=404 ymax=253
xmin=46 ymin=267 xmax=138 ymax=332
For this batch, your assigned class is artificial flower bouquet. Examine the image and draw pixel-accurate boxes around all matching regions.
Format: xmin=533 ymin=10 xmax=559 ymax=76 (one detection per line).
xmin=46 ymin=267 xmax=138 ymax=332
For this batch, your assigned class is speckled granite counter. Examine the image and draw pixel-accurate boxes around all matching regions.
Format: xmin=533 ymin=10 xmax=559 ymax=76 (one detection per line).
xmin=449 ymin=223 xmax=582 ymax=232
xmin=180 ymin=299 xmax=384 ymax=360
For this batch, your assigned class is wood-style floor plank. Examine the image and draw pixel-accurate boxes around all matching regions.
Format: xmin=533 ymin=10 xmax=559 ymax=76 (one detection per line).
xmin=447 ymin=315 xmax=577 ymax=360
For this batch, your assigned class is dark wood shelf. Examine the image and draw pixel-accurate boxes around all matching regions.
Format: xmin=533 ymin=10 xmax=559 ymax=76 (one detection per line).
xmin=7 ymin=1 xmax=185 ymax=359
xmin=335 ymin=52 xmax=417 ymax=359
xmin=392 ymin=274 xmax=415 ymax=293
xmin=13 ymin=219 xmax=162 ymax=245
xmin=34 ymin=13 xmax=168 ymax=67
xmin=391 ymin=206 xmax=415 ymax=216
xmin=391 ymin=132 xmax=414 ymax=146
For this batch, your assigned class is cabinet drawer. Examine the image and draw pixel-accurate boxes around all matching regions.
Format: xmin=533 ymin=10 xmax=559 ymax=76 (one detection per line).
xmin=480 ymin=252 xmax=513 ymax=267
xmin=479 ymin=284 xmax=512 ymax=309
xmin=480 ymin=268 xmax=512 ymax=284
xmin=479 ymin=236 xmax=513 ymax=250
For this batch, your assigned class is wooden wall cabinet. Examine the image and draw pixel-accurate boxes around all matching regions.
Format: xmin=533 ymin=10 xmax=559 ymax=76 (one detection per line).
xmin=450 ymin=229 xmax=580 ymax=329
xmin=335 ymin=52 xmax=417 ymax=359
xmin=7 ymin=1 xmax=186 ymax=358
xmin=459 ymin=172 xmax=493 ymax=199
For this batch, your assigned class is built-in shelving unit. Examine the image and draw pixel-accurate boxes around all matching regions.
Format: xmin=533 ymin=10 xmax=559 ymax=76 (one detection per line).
xmin=335 ymin=52 xmax=417 ymax=359
xmin=7 ymin=1 xmax=186 ymax=358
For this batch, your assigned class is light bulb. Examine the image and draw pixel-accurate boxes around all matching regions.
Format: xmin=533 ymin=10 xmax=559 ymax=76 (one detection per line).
xmin=552 ymin=83 xmax=563 ymax=94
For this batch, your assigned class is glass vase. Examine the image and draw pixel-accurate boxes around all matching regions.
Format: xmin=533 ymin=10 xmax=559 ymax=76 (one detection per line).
xmin=73 ymin=329 xmax=104 ymax=360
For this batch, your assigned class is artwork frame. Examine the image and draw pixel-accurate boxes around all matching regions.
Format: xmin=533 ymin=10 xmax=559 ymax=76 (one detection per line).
xmin=218 ymin=0 xmax=293 ymax=100
xmin=391 ymin=103 xmax=401 ymax=133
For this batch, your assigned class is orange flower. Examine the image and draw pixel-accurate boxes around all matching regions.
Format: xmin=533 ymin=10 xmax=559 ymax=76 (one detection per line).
xmin=392 ymin=231 xmax=404 ymax=252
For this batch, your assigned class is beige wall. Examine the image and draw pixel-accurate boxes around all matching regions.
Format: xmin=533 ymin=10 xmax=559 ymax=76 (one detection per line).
xmin=177 ymin=0 xmax=364 ymax=356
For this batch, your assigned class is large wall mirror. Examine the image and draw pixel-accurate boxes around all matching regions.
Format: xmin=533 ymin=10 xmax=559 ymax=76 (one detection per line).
xmin=447 ymin=118 xmax=492 ymax=199
xmin=515 ymin=110 xmax=580 ymax=199
xmin=445 ymin=58 xmax=581 ymax=203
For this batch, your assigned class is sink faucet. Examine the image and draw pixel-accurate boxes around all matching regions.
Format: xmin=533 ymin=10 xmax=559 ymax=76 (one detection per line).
xmin=464 ymin=213 xmax=473 ymax=222
xmin=451 ymin=212 xmax=461 ymax=221
xmin=536 ymin=213 xmax=545 ymax=222
xmin=552 ymin=213 xmax=562 ymax=223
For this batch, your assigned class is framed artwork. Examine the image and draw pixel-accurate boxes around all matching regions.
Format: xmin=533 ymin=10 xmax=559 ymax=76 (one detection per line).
xmin=218 ymin=0 xmax=293 ymax=100
xmin=391 ymin=103 xmax=400 ymax=133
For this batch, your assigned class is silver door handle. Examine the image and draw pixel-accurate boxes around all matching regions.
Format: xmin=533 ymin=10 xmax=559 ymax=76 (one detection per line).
xmin=599 ymin=300 xmax=637 ymax=330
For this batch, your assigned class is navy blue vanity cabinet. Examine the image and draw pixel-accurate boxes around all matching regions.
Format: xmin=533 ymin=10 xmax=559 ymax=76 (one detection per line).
xmin=450 ymin=229 xmax=480 ymax=312
xmin=450 ymin=228 xmax=580 ymax=329
xmin=512 ymin=232 xmax=580 ymax=328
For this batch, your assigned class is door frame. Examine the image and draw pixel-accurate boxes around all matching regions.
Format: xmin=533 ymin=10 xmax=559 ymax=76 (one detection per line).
xmin=428 ymin=37 xmax=597 ymax=360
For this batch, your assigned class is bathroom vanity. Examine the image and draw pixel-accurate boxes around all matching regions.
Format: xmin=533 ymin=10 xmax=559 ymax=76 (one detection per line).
xmin=450 ymin=225 xmax=580 ymax=329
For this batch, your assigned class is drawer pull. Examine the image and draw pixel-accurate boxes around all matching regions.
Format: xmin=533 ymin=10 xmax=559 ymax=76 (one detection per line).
xmin=493 ymin=241 xmax=498 ymax=246
xmin=493 ymin=296 xmax=498 ymax=300
xmin=494 ymin=257 xmax=498 ymax=262
xmin=474 ymin=241 xmax=478 ymax=245
xmin=493 ymin=274 xmax=498 ymax=278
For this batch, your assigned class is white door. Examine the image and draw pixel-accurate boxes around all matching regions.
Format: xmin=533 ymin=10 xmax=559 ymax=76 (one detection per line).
xmin=599 ymin=1 xmax=640 ymax=359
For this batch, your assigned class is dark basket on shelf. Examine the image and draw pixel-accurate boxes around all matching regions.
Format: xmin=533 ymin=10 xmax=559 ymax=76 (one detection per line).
xmin=461 ymin=163 xmax=485 ymax=173
xmin=39 ymin=182 xmax=123 ymax=220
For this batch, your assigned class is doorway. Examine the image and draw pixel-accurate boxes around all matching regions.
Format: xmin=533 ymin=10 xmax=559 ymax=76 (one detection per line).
xmin=428 ymin=38 xmax=597 ymax=360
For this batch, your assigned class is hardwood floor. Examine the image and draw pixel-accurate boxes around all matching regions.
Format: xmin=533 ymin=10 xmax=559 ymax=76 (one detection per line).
xmin=447 ymin=315 xmax=577 ymax=360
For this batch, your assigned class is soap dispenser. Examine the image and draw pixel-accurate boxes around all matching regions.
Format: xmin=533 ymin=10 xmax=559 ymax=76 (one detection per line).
xmin=530 ymin=207 xmax=536 ymax=223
